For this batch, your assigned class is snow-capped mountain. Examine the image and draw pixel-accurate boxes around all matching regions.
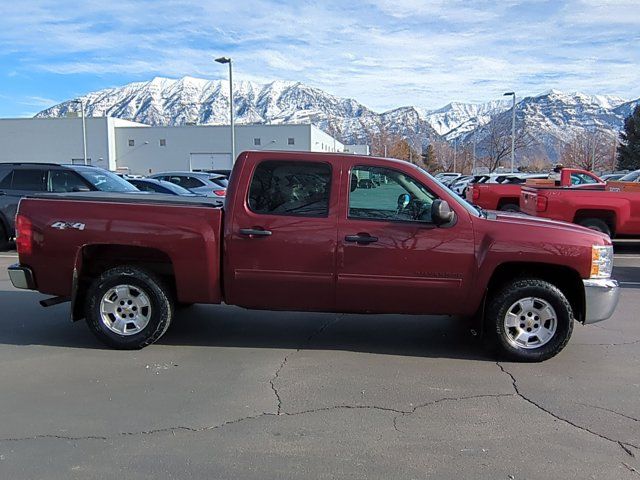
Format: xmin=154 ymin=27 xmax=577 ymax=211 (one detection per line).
xmin=466 ymin=89 xmax=636 ymax=161
xmin=418 ymin=100 xmax=512 ymax=139
xmin=36 ymin=76 xmax=637 ymax=161
xmin=36 ymin=76 xmax=438 ymax=146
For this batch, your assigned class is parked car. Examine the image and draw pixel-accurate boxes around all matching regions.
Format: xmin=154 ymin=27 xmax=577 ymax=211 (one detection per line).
xmin=617 ymin=170 xmax=640 ymax=183
xmin=9 ymin=151 xmax=619 ymax=361
xmin=149 ymin=171 xmax=227 ymax=198
xmin=0 ymin=163 xmax=139 ymax=248
xmin=600 ymin=173 xmax=627 ymax=182
xmin=127 ymin=178 xmax=200 ymax=196
xmin=435 ymin=172 xmax=463 ymax=187
xmin=449 ymin=175 xmax=474 ymax=196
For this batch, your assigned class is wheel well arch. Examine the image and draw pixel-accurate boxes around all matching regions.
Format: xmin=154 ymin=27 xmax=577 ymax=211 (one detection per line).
xmin=72 ymin=244 xmax=176 ymax=321
xmin=486 ymin=262 xmax=585 ymax=324
xmin=496 ymin=197 xmax=520 ymax=209
xmin=573 ymin=209 xmax=616 ymax=234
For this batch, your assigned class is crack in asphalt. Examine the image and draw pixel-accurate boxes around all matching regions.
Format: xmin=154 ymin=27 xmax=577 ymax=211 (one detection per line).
xmin=578 ymin=403 xmax=640 ymax=423
xmin=269 ymin=314 xmax=343 ymax=416
xmin=391 ymin=393 xmax=514 ymax=433
xmin=496 ymin=362 xmax=639 ymax=458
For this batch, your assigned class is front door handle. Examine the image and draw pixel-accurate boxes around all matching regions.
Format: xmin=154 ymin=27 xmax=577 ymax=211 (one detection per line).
xmin=345 ymin=233 xmax=378 ymax=244
xmin=240 ymin=228 xmax=272 ymax=237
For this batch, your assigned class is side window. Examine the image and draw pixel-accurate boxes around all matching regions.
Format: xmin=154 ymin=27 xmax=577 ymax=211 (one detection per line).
xmin=48 ymin=170 xmax=90 ymax=193
xmin=349 ymin=166 xmax=437 ymax=222
xmin=10 ymin=169 xmax=47 ymax=191
xmin=571 ymin=173 xmax=598 ymax=185
xmin=0 ymin=170 xmax=12 ymax=189
xmin=248 ymin=161 xmax=331 ymax=217
xmin=178 ymin=176 xmax=205 ymax=189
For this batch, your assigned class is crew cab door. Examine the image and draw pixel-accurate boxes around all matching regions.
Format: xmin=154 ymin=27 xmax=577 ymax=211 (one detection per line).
xmin=224 ymin=158 xmax=338 ymax=310
xmin=336 ymin=162 xmax=476 ymax=315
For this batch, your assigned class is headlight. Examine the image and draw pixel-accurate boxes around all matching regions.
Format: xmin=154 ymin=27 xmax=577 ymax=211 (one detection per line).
xmin=591 ymin=245 xmax=614 ymax=278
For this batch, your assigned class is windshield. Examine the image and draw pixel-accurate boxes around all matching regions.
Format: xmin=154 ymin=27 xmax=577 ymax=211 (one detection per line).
xmin=73 ymin=167 xmax=139 ymax=192
xmin=620 ymin=170 xmax=640 ymax=182
xmin=417 ymin=167 xmax=482 ymax=217
xmin=209 ymin=177 xmax=229 ymax=188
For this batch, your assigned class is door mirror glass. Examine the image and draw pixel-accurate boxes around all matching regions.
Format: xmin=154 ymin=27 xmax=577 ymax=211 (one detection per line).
xmin=431 ymin=199 xmax=455 ymax=226
xmin=397 ymin=193 xmax=411 ymax=211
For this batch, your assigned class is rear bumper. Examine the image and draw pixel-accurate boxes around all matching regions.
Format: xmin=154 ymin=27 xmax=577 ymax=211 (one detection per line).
xmin=583 ymin=278 xmax=619 ymax=324
xmin=8 ymin=264 xmax=36 ymax=290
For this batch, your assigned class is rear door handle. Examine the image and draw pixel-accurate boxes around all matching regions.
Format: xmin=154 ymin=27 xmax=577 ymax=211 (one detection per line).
xmin=240 ymin=228 xmax=272 ymax=237
xmin=345 ymin=233 xmax=378 ymax=244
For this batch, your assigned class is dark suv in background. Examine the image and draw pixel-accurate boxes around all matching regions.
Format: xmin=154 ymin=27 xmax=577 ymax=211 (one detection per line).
xmin=0 ymin=163 xmax=139 ymax=249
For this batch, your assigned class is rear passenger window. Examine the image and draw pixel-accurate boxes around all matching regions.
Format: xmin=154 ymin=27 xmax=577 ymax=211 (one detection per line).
xmin=0 ymin=170 xmax=12 ymax=189
xmin=174 ymin=176 xmax=204 ymax=189
xmin=248 ymin=161 xmax=331 ymax=217
xmin=10 ymin=170 xmax=47 ymax=191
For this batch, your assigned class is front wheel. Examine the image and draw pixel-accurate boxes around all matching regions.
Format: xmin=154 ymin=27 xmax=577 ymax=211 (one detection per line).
xmin=85 ymin=266 xmax=174 ymax=349
xmin=485 ymin=279 xmax=574 ymax=362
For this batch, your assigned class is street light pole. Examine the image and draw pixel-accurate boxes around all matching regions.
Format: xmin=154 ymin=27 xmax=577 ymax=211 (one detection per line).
xmin=215 ymin=56 xmax=235 ymax=165
xmin=504 ymin=91 xmax=516 ymax=173
xmin=72 ymin=99 xmax=88 ymax=165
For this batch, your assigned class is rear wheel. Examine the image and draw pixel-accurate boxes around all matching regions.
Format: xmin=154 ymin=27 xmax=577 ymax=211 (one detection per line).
xmin=85 ymin=266 xmax=174 ymax=349
xmin=499 ymin=203 xmax=520 ymax=212
xmin=577 ymin=218 xmax=611 ymax=237
xmin=485 ymin=279 xmax=574 ymax=362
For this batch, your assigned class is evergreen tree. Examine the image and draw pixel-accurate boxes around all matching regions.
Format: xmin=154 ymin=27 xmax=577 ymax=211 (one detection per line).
xmin=617 ymin=105 xmax=640 ymax=170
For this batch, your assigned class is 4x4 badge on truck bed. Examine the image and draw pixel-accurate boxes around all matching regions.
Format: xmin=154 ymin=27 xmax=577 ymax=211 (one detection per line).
xmin=51 ymin=221 xmax=86 ymax=231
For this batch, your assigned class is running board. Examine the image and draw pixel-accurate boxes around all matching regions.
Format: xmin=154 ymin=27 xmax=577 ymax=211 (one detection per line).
xmin=40 ymin=296 xmax=71 ymax=307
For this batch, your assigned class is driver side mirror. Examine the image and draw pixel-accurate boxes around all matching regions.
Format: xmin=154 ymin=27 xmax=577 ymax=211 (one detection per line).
xmin=431 ymin=199 xmax=455 ymax=226
xmin=397 ymin=193 xmax=411 ymax=210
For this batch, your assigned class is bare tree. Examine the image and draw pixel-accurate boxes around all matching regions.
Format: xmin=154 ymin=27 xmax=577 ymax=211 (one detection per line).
xmin=560 ymin=130 xmax=618 ymax=172
xmin=478 ymin=117 xmax=536 ymax=172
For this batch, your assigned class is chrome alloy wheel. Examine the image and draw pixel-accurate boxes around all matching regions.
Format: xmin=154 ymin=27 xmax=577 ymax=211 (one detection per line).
xmin=503 ymin=297 xmax=557 ymax=349
xmin=100 ymin=285 xmax=152 ymax=336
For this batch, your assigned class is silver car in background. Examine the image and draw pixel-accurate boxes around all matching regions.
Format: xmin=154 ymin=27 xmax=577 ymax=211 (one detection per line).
xmin=148 ymin=171 xmax=227 ymax=198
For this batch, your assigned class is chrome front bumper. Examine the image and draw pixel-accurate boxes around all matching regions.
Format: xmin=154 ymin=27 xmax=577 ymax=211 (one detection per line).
xmin=583 ymin=278 xmax=620 ymax=324
xmin=8 ymin=264 xmax=36 ymax=290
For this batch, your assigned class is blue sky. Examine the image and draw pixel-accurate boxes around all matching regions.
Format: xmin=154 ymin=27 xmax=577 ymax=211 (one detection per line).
xmin=0 ymin=0 xmax=638 ymax=117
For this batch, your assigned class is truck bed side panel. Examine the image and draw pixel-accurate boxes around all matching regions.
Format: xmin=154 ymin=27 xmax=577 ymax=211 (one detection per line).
xmin=18 ymin=198 xmax=223 ymax=304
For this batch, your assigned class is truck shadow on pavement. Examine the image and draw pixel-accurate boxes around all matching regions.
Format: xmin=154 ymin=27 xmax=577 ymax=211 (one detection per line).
xmin=0 ymin=290 xmax=486 ymax=360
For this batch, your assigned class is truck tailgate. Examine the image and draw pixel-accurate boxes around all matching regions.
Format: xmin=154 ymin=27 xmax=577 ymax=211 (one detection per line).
xmin=520 ymin=187 xmax=539 ymax=216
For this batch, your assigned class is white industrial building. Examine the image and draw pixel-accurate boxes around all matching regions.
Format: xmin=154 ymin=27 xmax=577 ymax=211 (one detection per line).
xmin=0 ymin=117 xmax=369 ymax=175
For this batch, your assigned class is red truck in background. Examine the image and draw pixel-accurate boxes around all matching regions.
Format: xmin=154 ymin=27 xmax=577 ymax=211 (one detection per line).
xmin=8 ymin=151 xmax=619 ymax=362
xmin=466 ymin=168 xmax=604 ymax=212
xmin=521 ymin=185 xmax=640 ymax=237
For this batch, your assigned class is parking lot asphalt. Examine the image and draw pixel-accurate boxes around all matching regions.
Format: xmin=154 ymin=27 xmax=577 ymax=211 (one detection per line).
xmin=0 ymin=251 xmax=638 ymax=479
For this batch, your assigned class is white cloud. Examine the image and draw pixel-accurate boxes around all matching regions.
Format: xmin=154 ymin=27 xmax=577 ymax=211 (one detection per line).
xmin=0 ymin=0 xmax=638 ymax=112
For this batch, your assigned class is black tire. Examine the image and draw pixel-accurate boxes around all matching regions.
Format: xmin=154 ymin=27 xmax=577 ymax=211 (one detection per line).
xmin=485 ymin=279 xmax=574 ymax=362
xmin=577 ymin=218 xmax=611 ymax=237
xmin=85 ymin=266 xmax=174 ymax=349
xmin=499 ymin=203 xmax=520 ymax=212
xmin=0 ymin=222 xmax=11 ymax=251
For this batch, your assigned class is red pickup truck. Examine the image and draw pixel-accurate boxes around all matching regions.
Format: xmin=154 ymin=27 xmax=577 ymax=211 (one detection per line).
xmin=521 ymin=186 xmax=640 ymax=237
xmin=466 ymin=169 xmax=604 ymax=212
xmin=8 ymin=151 xmax=619 ymax=361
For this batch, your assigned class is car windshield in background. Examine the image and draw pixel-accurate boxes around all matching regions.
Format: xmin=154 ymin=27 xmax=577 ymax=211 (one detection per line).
xmin=620 ymin=170 xmax=640 ymax=182
xmin=73 ymin=167 xmax=139 ymax=192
